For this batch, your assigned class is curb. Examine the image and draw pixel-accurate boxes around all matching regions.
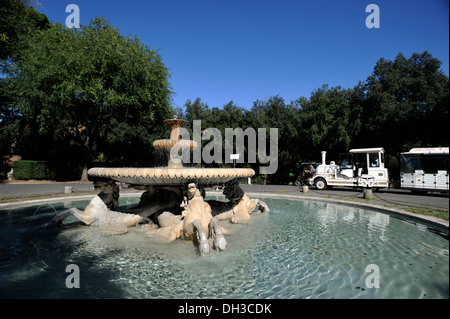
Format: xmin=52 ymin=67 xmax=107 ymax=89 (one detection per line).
xmin=0 ymin=191 xmax=144 ymax=210
xmin=0 ymin=189 xmax=447 ymax=229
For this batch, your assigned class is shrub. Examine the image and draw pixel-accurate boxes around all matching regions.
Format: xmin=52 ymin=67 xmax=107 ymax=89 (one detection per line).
xmin=13 ymin=160 xmax=56 ymax=180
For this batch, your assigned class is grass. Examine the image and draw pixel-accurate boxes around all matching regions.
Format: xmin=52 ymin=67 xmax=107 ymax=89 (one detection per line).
xmin=403 ymin=207 xmax=449 ymax=221
xmin=341 ymin=195 xmax=448 ymax=222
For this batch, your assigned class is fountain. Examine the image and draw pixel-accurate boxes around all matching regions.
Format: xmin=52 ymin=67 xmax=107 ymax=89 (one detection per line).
xmin=1 ymin=122 xmax=448 ymax=298
xmin=47 ymin=118 xmax=270 ymax=254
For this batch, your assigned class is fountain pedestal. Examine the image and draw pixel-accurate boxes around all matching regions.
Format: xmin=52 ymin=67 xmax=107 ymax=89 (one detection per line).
xmin=152 ymin=119 xmax=196 ymax=168
xmin=88 ymin=117 xmax=255 ymax=188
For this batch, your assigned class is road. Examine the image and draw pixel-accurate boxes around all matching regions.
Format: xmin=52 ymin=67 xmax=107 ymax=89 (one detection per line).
xmin=0 ymin=181 xmax=96 ymax=198
xmin=240 ymin=184 xmax=449 ymax=212
xmin=1 ymin=181 xmax=448 ymax=212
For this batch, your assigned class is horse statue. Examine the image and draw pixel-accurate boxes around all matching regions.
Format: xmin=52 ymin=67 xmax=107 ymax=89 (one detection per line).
xmin=46 ymin=178 xmax=269 ymax=254
xmin=46 ymin=179 xmax=146 ymax=235
xmin=144 ymin=183 xmax=227 ymax=254
xmin=208 ymin=179 xmax=270 ymax=223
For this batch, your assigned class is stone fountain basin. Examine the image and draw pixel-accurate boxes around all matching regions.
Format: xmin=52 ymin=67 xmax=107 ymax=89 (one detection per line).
xmin=152 ymin=139 xmax=197 ymax=149
xmin=88 ymin=167 xmax=255 ymax=185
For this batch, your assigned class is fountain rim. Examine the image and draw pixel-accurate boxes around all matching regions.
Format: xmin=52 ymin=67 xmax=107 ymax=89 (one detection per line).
xmin=87 ymin=166 xmax=256 ymax=185
xmin=152 ymin=139 xmax=198 ymax=148
xmin=0 ymin=187 xmax=447 ymax=229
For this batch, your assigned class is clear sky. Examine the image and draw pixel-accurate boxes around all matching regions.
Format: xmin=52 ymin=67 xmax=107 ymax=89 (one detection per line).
xmin=34 ymin=0 xmax=449 ymax=110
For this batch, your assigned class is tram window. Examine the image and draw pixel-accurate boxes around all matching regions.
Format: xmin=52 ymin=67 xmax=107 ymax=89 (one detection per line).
xmin=423 ymin=155 xmax=449 ymax=174
xmin=400 ymin=155 xmax=421 ymax=173
xmin=339 ymin=154 xmax=353 ymax=169
xmin=369 ymin=153 xmax=379 ymax=167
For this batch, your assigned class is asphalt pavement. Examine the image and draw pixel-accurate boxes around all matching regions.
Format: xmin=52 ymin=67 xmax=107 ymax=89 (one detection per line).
xmin=0 ymin=181 xmax=96 ymax=198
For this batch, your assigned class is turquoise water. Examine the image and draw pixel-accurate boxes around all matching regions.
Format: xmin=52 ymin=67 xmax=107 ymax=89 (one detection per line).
xmin=0 ymin=196 xmax=448 ymax=299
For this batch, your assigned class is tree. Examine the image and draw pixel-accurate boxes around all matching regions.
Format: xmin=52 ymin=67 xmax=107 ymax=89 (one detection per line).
xmin=361 ymin=51 xmax=449 ymax=176
xmin=184 ymin=97 xmax=210 ymax=126
xmin=1 ymin=0 xmax=49 ymax=172
xmin=3 ymin=17 xmax=173 ymax=180
xmin=295 ymin=85 xmax=361 ymax=161
xmin=177 ymin=52 xmax=448 ymax=185
xmin=0 ymin=0 xmax=49 ymax=68
xmin=245 ymin=95 xmax=301 ymax=183
xmin=182 ymin=98 xmax=246 ymax=168
xmin=210 ymin=101 xmax=245 ymax=131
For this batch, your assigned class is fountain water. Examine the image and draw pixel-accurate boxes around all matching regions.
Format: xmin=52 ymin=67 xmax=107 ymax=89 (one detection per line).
xmin=2 ymin=196 xmax=448 ymax=299
xmin=48 ymin=118 xmax=269 ymax=254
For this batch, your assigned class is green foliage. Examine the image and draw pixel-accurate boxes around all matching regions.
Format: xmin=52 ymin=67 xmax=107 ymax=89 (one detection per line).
xmin=181 ymin=52 xmax=448 ymax=184
xmin=295 ymin=85 xmax=358 ymax=158
xmin=362 ymin=52 xmax=448 ymax=152
xmin=246 ymin=96 xmax=301 ymax=184
xmin=13 ymin=160 xmax=55 ymax=180
xmin=404 ymin=207 xmax=449 ymax=222
xmin=360 ymin=51 xmax=449 ymax=179
xmin=0 ymin=0 xmax=49 ymax=66
xmin=2 ymin=17 xmax=174 ymax=174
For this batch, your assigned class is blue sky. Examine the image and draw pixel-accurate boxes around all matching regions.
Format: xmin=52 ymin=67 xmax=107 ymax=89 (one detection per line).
xmin=34 ymin=0 xmax=449 ymax=110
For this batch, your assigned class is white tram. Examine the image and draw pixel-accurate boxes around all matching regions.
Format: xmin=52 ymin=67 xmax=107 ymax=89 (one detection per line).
xmin=400 ymin=147 xmax=449 ymax=194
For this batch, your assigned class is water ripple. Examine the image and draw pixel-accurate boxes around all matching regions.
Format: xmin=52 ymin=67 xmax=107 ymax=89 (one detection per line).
xmin=0 ymin=197 xmax=448 ymax=299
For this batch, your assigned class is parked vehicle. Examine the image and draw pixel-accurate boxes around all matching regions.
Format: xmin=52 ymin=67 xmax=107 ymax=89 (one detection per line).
xmin=296 ymin=162 xmax=319 ymax=186
xmin=309 ymin=147 xmax=390 ymax=190
xmin=400 ymin=147 xmax=449 ymax=194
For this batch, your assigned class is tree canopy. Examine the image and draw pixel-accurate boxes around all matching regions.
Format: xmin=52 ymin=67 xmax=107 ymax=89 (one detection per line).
xmin=0 ymin=0 xmax=49 ymax=68
xmin=1 ymin=13 xmax=173 ymax=179
xmin=362 ymin=52 xmax=449 ymax=153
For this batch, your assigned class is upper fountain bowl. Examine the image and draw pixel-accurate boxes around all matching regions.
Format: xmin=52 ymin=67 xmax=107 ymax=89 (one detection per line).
xmin=88 ymin=167 xmax=255 ymax=186
xmin=153 ymin=118 xmax=197 ymax=150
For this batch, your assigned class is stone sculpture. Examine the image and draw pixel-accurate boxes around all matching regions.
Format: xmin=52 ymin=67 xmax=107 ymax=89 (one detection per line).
xmin=208 ymin=178 xmax=270 ymax=223
xmin=47 ymin=118 xmax=270 ymax=254
xmin=47 ymin=180 xmax=145 ymax=235
xmin=144 ymin=183 xmax=227 ymax=254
